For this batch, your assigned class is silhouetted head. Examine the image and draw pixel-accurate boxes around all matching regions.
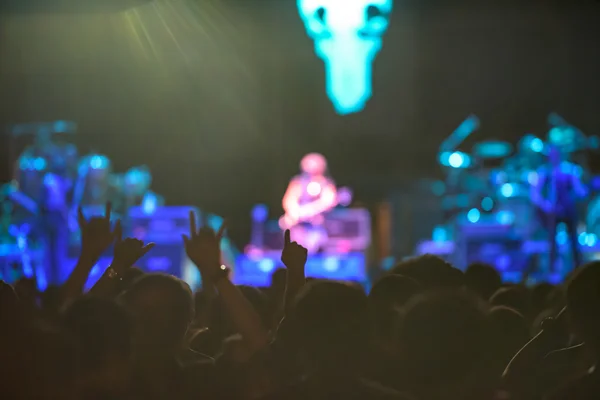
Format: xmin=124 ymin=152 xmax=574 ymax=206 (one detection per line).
xmin=369 ymin=274 xmax=421 ymax=348
xmin=398 ymin=291 xmax=491 ymax=390
xmin=488 ymin=306 xmax=530 ymax=370
xmin=465 ymin=262 xmax=502 ymax=301
xmin=490 ymin=285 xmax=531 ymax=318
xmin=391 ymin=254 xmax=464 ymax=289
xmin=300 ymin=153 xmax=327 ymax=176
xmin=566 ymin=261 xmax=600 ymax=351
xmin=286 ymin=280 xmax=369 ymax=372
xmin=62 ymin=296 xmax=133 ymax=393
xmin=370 ymin=274 xmax=421 ymax=311
xmin=119 ymin=274 xmax=194 ymax=355
xmin=530 ymin=282 xmax=557 ymax=315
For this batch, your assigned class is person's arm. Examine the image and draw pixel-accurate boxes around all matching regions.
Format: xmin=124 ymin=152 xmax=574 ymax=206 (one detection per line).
xmin=531 ymin=169 xmax=550 ymax=212
xmin=183 ymin=211 xmax=269 ymax=357
xmin=61 ymin=204 xmax=117 ymax=305
xmin=570 ymin=167 xmax=589 ymax=199
xmin=281 ymin=229 xmax=307 ymax=315
xmin=282 ymin=180 xmax=303 ymax=220
xmin=89 ymin=227 xmax=154 ymax=298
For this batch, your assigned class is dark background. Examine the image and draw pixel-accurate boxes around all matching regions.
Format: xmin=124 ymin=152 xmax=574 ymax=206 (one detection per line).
xmin=1 ymin=0 xmax=599 ymax=245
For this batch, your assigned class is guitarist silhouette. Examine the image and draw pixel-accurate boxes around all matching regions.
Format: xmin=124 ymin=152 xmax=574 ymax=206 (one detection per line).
xmin=531 ymin=145 xmax=588 ymax=272
xmin=279 ymin=153 xmax=338 ymax=253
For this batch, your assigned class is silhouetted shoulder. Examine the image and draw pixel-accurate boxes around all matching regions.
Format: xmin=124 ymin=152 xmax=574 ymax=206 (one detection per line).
xmin=259 ymin=377 xmax=413 ymax=400
xmin=547 ymin=368 xmax=600 ymax=400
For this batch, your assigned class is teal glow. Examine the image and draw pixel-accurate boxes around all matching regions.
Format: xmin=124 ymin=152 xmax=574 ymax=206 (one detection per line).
xmin=440 ymin=151 xmax=471 ymax=168
xmin=298 ymin=0 xmax=393 ymax=115
xmin=448 ymin=152 xmax=464 ymax=168
xmin=481 ymin=197 xmax=494 ymax=212
xmin=496 ymin=211 xmax=514 ymax=225
xmin=530 ymin=138 xmax=544 ymax=152
xmin=500 ymin=183 xmax=515 ymax=198
xmin=467 ymin=208 xmax=480 ymax=223
xmin=432 ymin=226 xmax=448 ymax=242
xmin=556 ymin=223 xmax=568 ymax=246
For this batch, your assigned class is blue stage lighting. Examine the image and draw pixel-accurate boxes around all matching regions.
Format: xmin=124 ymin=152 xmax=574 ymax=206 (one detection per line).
xmin=448 ymin=152 xmax=464 ymax=168
xmin=297 ymin=0 xmax=393 ymax=115
xmin=500 ymin=183 xmax=515 ymax=198
xmin=530 ymin=138 xmax=544 ymax=153
xmin=496 ymin=211 xmax=515 ymax=225
xmin=467 ymin=208 xmax=480 ymax=223
xmin=252 ymin=204 xmax=269 ymax=222
xmin=258 ymin=258 xmax=275 ymax=273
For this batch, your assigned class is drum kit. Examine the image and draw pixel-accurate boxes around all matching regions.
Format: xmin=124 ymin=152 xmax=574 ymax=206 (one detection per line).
xmin=435 ymin=116 xmax=600 ymax=240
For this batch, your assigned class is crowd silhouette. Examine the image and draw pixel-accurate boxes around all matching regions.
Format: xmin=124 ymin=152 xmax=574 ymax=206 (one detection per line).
xmin=1 ymin=203 xmax=600 ymax=399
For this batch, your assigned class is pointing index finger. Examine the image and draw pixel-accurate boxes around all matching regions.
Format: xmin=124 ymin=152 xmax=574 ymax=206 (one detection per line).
xmin=284 ymin=229 xmax=291 ymax=246
xmin=105 ymin=202 xmax=112 ymax=221
xmin=114 ymin=220 xmax=123 ymax=243
xmin=77 ymin=206 xmax=86 ymax=226
xmin=216 ymin=220 xmax=227 ymax=240
xmin=189 ymin=210 xmax=197 ymax=236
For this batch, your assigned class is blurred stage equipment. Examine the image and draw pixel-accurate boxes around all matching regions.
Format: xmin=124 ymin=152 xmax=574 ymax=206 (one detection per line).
xmin=297 ymin=0 xmax=393 ymax=115
xmin=416 ymin=114 xmax=600 ymax=283
xmin=126 ymin=206 xmax=236 ymax=291
xmin=0 ymin=120 xmax=187 ymax=289
xmin=238 ymin=152 xmax=371 ymax=286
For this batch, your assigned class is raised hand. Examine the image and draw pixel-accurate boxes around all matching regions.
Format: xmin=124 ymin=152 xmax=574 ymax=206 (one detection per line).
xmin=183 ymin=210 xmax=226 ymax=282
xmin=112 ymin=223 xmax=155 ymax=272
xmin=281 ymin=229 xmax=308 ymax=271
xmin=78 ymin=203 xmax=118 ymax=263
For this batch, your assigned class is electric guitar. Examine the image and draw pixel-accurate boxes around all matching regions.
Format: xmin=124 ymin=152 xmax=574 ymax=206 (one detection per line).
xmin=279 ymin=186 xmax=353 ymax=230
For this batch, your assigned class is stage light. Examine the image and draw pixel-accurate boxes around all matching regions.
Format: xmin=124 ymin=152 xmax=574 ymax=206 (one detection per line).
xmin=578 ymin=232 xmax=588 ymax=246
xmin=467 ymin=208 xmax=480 ymax=223
xmin=258 ymin=258 xmax=275 ymax=273
xmin=448 ymin=152 xmax=464 ymax=168
xmin=323 ymin=256 xmax=340 ymax=272
xmin=496 ymin=211 xmax=515 ymax=225
xmin=556 ymin=224 xmax=568 ymax=246
xmin=500 ymin=183 xmax=515 ymax=198
xmin=252 ymin=204 xmax=269 ymax=222
xmin=527 ymin=171 xmax=539 ymax=185
xmin=530 ymin=138 xmax=544 ymax=153
xmin=432 ymin=225 xmax=449 ymax=242
xmin=33 ymin=157 xmax=47 ymax=171
xmin=142 ymin=193 xmax=158 ymax=215
xmin=307 ymin=181 xmax=322 ymax=196
xmin=297 ymin=0 xmax=393 ymax=115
